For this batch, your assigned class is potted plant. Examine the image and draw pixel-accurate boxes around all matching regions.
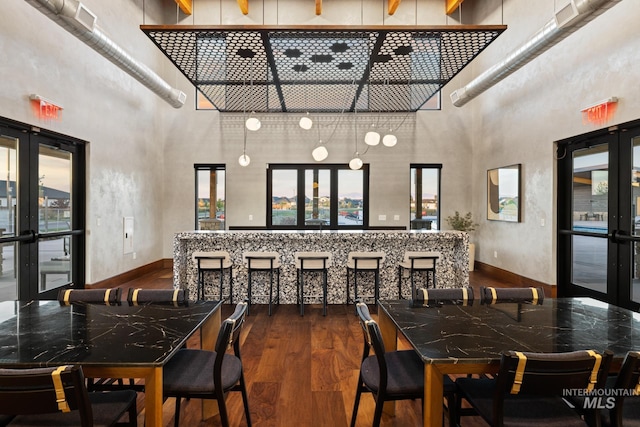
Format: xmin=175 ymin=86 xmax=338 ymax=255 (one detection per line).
xmin=446 ymin=211 xmax=478 ymax=271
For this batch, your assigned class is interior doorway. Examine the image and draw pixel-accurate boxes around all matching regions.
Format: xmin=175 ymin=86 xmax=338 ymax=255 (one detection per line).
xmin=0 ymin=117 xmax=85 ymax=301
xmin=557 ymin=118 xmax=640 ymax=310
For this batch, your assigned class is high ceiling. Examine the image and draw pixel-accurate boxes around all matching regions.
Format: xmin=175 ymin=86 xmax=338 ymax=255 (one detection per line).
xmin=142 ymin=24 xmax=505 ymax=113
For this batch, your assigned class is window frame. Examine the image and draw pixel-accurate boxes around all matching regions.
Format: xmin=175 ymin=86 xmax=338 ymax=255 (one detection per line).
xmin=267 ymin=163 xmax=370 ymax=230
xmin=194 ymin=164 xmax=226 ymax=230
xmin=410 ymin=164 xmax=442 ymax=230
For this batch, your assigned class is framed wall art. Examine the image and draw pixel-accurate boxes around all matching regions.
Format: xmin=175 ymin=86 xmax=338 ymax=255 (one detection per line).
xmin=487 ymin=164 xmax=521 ymax=222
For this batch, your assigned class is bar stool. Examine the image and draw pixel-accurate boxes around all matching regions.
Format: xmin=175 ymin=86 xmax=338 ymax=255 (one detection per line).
xmin=243 ymin=251 xmax=281 ymax=316
xmin=193 ymin=251 xmax=233 ymax=302
xmin=346 ymin=251 xmax=385 ymax=306
xmin=295 ymin=251 xmax=332 ymax=316
xmin=397 ymin=251 xmax=439 ymax=300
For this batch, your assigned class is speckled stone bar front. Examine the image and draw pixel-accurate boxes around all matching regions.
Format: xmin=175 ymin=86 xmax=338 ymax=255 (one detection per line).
xmin=173 ymin=230 xmax=469 ymax=304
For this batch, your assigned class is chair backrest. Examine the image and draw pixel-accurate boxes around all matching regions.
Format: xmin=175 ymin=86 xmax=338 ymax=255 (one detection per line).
xmin=57 ymin=288 xmax=121 ymax=305
xmin=402 ymin=251 xmax=439 ymax=269
xmin=0 ymin=365 xmax=93 ymax=426
xmin=479 ymin=286 xmax=544 ymax=305
xmin=243 ymin=251 xmax=280 ymax=269
xmin=348 ymin=251 xmax=385 ymax=269
xmin=213 ymin=302 xmax=249 ymax=385
xmin=355 ymin=302 xmax=389 ymax=390
xmin=295 ymin=251 xmax=332 ymax=269
xmin=610 ymin=351 xmax=640 ymax=426
xmin=193 ymin=251 xmax=231 ymax=270
xmin=127 ymin=288 xmax=189 ymax=306
xmin=492 ymin=349 xmax=613 ymax=426
xmin=413 ymin=287 xmax=474 ymax=306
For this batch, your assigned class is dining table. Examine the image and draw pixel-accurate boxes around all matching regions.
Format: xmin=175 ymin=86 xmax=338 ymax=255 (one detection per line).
xmin=377 ymin=297 xmax=640 ymax=427
xmin=0 ymin=299 xmax=223 ymax=427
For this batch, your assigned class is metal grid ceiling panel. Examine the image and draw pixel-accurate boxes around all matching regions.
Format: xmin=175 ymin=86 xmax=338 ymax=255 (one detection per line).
xmin=142 ymin=25 xmax=505 ymax=112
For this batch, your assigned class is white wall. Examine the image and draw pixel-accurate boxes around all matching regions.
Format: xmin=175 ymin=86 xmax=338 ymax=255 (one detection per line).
xmin=2 ymin=0 xmax=637 ymax=287
xmin=462 ymin=0 xmax=640 ymax=284
xmin=0 ymin=0 xmax=171 ymax=283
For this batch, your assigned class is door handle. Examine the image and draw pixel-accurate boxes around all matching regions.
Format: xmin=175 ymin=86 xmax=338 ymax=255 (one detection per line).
xmin=19 ymin=229 xmax=38 ymax=243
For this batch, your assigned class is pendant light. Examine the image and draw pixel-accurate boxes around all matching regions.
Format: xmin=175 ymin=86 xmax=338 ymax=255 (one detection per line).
xmin=299 ymin=113 xmax=313 ymax=130
xmin=312 ymin=144 xmax=328 ymax=161
xmin=239 ymin=74 xmax=251 ymax=167
xmin=245 ymin=56 xmax=261 ymax=131
xmin=382 ymin=132 xmax=397 ymax=147
xmin=349 ymin=111 xmax=363 ymax=170
xmin=364 ymin=62 xmax=380 ymax=146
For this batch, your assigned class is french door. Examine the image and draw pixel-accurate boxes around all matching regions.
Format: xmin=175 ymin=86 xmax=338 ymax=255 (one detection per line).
xmin=0 ymin=118 xmax=85 ymax=301
xmin=558 ymin=119 xmax=640 ymax=310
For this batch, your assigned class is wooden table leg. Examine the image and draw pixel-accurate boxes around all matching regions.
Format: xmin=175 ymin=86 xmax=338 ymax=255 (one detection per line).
xmin=424 ymin=364 xmax=444 ymax=427
xmin=145 ymin=367 xmax=163 ymax=427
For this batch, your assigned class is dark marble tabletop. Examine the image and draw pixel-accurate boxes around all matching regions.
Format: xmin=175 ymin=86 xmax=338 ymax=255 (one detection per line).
xmin=379 ymin=298 xmax=640 ymax=365
xmin=0 ymin=300 xmax=222 ymax=368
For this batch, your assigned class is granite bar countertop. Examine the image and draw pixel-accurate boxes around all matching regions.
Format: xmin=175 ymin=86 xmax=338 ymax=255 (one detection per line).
xmin=174 ymin=230 xmax=469 ymax=305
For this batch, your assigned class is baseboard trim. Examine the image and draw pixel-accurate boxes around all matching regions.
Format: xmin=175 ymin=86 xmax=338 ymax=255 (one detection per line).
xmin=474 ymin=261 xmax=556 ymax=298
xmin=87 ymin=259 xmax=173 ymax=288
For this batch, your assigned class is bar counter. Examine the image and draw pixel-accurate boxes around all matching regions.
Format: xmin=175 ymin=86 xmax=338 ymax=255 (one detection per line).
xmin=173 ymin=230 xmax=469 ymax=304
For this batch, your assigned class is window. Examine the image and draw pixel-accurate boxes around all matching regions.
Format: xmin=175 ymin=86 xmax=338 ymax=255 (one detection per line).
xmin=195 ymin=165 xmax=225 ymax=230
xmin=410 ymin=164 xmax=441 ymax=230
xmin=268 ymin=164 xmax=369 ymax=229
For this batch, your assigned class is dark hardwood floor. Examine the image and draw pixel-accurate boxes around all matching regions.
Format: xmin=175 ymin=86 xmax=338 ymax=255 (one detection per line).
xmin=117 ymin=268 xmax=503 ymax=426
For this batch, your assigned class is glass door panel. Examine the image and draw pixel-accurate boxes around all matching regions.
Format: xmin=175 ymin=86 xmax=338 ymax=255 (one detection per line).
xmin=570 ymin=144 xmax=609 ymax=294
xmin=630 ymin=137 xmax=640 ymax=304
xmin=271 ymin=169 xmax=298 ymax=226
xmin=195 ymin=166 xmax=225 ymax=230
xmin=0 ymin=135 xmax=17 ymax=300
xmin=37 ymin=146 xmax=72 ymax=293
xmin=337 ymin=170 xmax=363 ymax=226
xmin=304 ymin=169 xmax=330 ymax=227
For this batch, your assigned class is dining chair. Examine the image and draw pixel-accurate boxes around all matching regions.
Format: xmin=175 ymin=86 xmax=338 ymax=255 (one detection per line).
xmin=479 ymin=286 xmax=545 ymax=304
xmin=397 ymin=251 xmax=439 ymax=299
xmin=162 ymin=301 xmax=251 ymax=427
xmin=193 ymin=251 xmax=233 ymax=302
xmin=455 ymin=349 xmax=613 ymax=427
xmin=127 ymin=288 xmax=189 ymax=306
xmin=413 ymin=286 xmax=474 ymax=306
xmin=57 ymin=288 xmax=122 ymax=305
xmin=295 ymin=251 xmax=331 ymax=316
xmin=0 ymin=365 xmax=137 ymax=427
xmin=598 ymin=350 xmax=640 ymax=427
xmin=351 ymin=301 xmax=457 ymax=427
xmin=346 ymin=251 xmax=385 ymax=307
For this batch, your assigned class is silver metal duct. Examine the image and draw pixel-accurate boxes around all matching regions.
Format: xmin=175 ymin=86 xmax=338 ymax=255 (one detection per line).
xmin=24 ymin=0 xmax=186 ymax=108
xmin=450 ymin=0 xmax=622 ymax=107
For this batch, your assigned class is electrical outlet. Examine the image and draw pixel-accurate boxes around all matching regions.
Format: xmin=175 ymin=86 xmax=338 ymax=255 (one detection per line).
xmin=249 ymin=214 xmax=253 ymax=221
xmin=379 ymin=215 xmax=386 ymax=221
xmin=132 ymin=252 xmax=137 ymax=259
xmin=494 ymin=251 xmax=498 ymax=258
xmin=540 ymin=218 xmax=545 ymax=227
xmin=394 ymin=215 xmax=400 ymax=221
